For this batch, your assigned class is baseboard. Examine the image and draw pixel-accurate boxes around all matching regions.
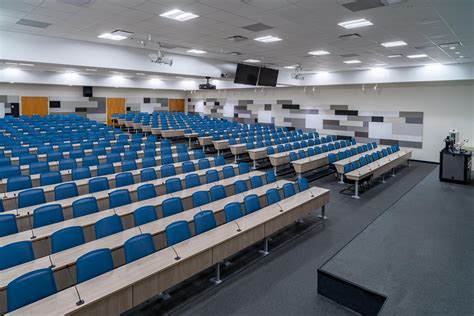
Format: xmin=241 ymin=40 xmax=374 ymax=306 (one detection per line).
xmin=317 ymin=269 xmax=386 ymax=316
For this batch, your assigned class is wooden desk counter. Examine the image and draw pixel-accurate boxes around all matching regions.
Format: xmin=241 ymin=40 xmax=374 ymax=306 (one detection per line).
xmin=345 ymin=149 xmax=412 ymax=198
xmin=0 ymin=180 xmax=290 ymax=310
xmin=1 ymin=157 xmax=216 ymax=210
xmin=0 ymin=164 xmax=246 ymax=232
xmin=6 ymin=186 xmax=328 ymax=316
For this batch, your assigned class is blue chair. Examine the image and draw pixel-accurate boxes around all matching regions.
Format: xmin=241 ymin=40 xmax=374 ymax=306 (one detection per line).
xmin=161 ymin=164 xmax=176 ymax=178
xmin=283 ymin=183 xmax=296 ymax=198
xmin=238 ymin=163 xmax=250 ymax=174
xmin=6 ymin=268 xmax=57 ymax=312
xmin=181 ymin=161 xmax=195 ymax=173
xmin=183 ymin=174 xmax=199 ymax=189
xmin=39 ymin=171 xmax=62 ymax=186
xmin=108 ymin=189 xmax=132 ymax=208
xmin=214 ymin=155 xmax=226 ymax=166
xmin=0 ymin=240 xmax=34 ymax=270
xmin=222 ymin=165 xmax=235 ymax=179
xmin=142 ymin=157 xmax=156 ymax=168
xmin=328 ymin=153 xmax=337 ymax=164
xmin=115 ymin=172 xmax=134 ymax=187
xmin=178 ymin=152 xmax=190 ymax=162
xmin=33 ymin=204 xmax=64 ymax=228
xmin=244 ymin=194 xmax=261 ymax=214
xmin=210 ymin=184 xmax=227 ymax=202
xmin=162 ymin=197 xmax=184 ymax=217
xmin=0 ymin=214 xmax=18 ymax=237
xmin=140 ymin=168 xmax=157 ymax=182
xmin=92 ymin=147 xmax=106 ymax=156
xmin=82 ymin=155 xmax=99 ymax=167
xmin=121 ymin=160 xmax=137 ymax=172
xmin=72 ymin=197 xmax=99 ymax=218
xmin=51 ymin=226 xmax=85 ymax=253
xmin=69 ymin=149 xmax=84 ymax=159
xmin=0 ymin=157 xmax=11 ymax=167
xmin=29 ymin=162 xmax=49 ymax=175
xmin=194 ymin=150 xmax=205 ymax=159
xmin=289 ymin=152 xmax=298 ymax=162
xmin=54 ymin=182 xmax=79 ymax=200
xmin=0 ymin=165 xmax=21 ymax=180
xmin=88 ymin=177 xmax=110 ymax=193
xmin=72 ymin=167 xmax=91 ymax=181
xmin=198 ymin=158 xmax=211 ymax=170
xmin=250 ymin=175 xmax=263 ymax=189
xmin=76 ymin=248 xmax=114 ymax=283
xmin=59 ymin=159 xmax=77 ymax=171
xmin=124 ymin=233 xmax=156 ymax=264
xmin=133 ymin=206 xmax=158 ymax=226
xmin=265 ymin=170 xmax=276 ymax=183
xmin=192 ymin=191 xmax=210 ymax=208
xmin=18 ymin=188 xmax=45 ymax=208
xmin=137 ymin=183 xmax=157 ymax=201
xmin=234 ymin=179 xmax=248 ymax=194
xmin=297 ymin=177 xmax=310 ymax=191
xmin=6 ymin=175 xmax=32 ymax=192
xmin=266 ymin=188 xmax=281 ymax=205
xmin=165 ymin=178 xmax=183 ymax=194
xmin=224 ymin=202 xmax=243 ymax=222
xmin=95 ymin=215 xmax=124 ymax=239
xmin=166 ymin=221 xmax=191 ymax=246
xmin=47 ymin=152 xmax=63 ymax=162
xmin=382 ymin=148 xmax=389 ymax=156
xmin=124 ymin=151 xmax=138 ymax=161
xmin=205 ymin=169 xmax=219 ymax=183
xmin=194 ymin=210 xmax=216 ymax=234
xmin=97 ymin=163 xmax=114 ymax=176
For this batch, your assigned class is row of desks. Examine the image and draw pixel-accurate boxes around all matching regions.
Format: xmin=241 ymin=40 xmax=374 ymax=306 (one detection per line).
xmin=6 ymin=186 xmax=329 ymax=315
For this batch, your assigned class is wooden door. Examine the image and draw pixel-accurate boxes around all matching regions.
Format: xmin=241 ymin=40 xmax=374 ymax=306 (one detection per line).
xmin=169 ymin=99 xmax=185 ymax=112
xmin=106 ymin=98 xmax=126 ymax=126
xmin=21 ymin=96 xmax=49 ymax=116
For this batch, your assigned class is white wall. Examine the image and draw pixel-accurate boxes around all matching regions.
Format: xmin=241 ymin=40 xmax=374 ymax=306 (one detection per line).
xmin=188 ymin=81 xmax=474 ymax=162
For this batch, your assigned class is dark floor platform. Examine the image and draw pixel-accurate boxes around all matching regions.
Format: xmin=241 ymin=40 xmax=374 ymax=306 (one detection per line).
xmin=318 ymin=167 xmax=474 ymax=315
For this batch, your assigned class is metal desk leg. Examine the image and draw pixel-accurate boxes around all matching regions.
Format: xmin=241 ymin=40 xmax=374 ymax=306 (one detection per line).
xmin=210 ymin=262 xmax=222 ymax=285
xmin=252 ymin=159 xmax=257 ymax=169
xmin=274 ymin=166 xmax=277 ymax=176
xmin=352 ymin=180 xmax=360 ymax=199
xmin=338 ymin=174 xmax=345 ymax=184
xmin=259 ymin=237 xmax=269 ymax=256
xmin=318 ymin=205 xmax=327 ymax=219
xmin=407 ymin=159 xmax=411 ymax=166
xmin=188 ymin=137 xmax=192 ymax=149
xmin=380 ymin=174 xmax=386 ymax=183
xmin=391 ymin=168 xmax=396 ymax=177
xmin=234 ymin=155 xmax=237 ymax=163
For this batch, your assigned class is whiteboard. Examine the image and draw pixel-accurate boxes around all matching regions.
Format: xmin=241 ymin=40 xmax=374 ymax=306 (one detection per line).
xmin=140 ymin=103 xmax=160 ymax=113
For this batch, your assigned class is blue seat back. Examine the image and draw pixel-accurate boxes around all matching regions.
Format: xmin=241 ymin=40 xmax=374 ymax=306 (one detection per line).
xmin=166 ymin=220 xmax=191 ymax=246
xmin=194 ymin=210 xmax=217 ymax=234
xmin=210 ymin=185 xmax=227 ymax=202
xmin=51 ymin=226 xmax=85 ymax=253
xmin=283 ymin=183 xmax=296 ymax=198
xmin=108 ymin=189 xmax=132 ymax=208
xmin=192 ymin=191 xmax=210 ymax=208
xmin=54 ymin=182 xmax=79 ymax=200
xmin=124 ymin=233 xmax=156 ymax=264
xmin=72 ymin=197 xmax=99 ymax=218
xmin=244 ymin=194 xmax=261 ymax=214
xmin=266 ymin=188 xmax=281 ymax=205
xmin=137 ymin=183 xmax=157 ymax=201
xmin=33 ymin=204 xmax=64 ymax=228
xmin=0 ymin=240 xmax=34 ymax=270
xmin=133 ymin=206 xmax=158 ymax=226
xmin=88 ymin=177 xmax=110 ymax=193
xmin=95 ymin=215 xmax=124 ymax=239
xmin=162 ymin=197 xmax=184 ymax=217
xmin=76 ymin=248 xmax=114 ymax=283
xmin=224 ymin=202 xmax=243 ymax=222
xmin=18 ymin=188 xmax=46 ymax=208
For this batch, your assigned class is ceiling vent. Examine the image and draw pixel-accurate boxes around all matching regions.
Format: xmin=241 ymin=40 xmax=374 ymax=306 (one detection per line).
xmin=227 ymin=35 xmax=248 ymax=42
xmin=438 ymin=41 xmax=462 ymax=49
xmin=242 ymin=23 xmax=274 ymax=32
xmin=16 ymin=19 xmax=51 ymax=28
xmin=61 ymin=0 xmax=94 ymax=7
xmin=342 ymin=0 xmax=408 ymax=12
xmin=226 ymin=52 xmax=242 ymax=56
xmin=338 ymin=33 xmax=361 ymax=40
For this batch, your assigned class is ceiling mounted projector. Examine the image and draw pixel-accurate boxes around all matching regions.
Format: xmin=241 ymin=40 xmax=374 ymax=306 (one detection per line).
xmin=199 ymin=77 xmax=216 ymax=90
xmin=149 ymin=52 xmax=173 ymax=66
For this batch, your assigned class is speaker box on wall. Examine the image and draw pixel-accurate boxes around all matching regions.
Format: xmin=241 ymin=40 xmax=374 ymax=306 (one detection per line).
xmin=83 ymin=86 xmax=93 ymax=97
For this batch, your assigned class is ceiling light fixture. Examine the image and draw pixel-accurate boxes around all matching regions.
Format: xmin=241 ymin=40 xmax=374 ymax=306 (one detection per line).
xmin=5 ymin=62 xmax=18 ymax=65
xmin=19 ymin=63 xmax=34 ymax=66
xmin=187 ymin=49 xmax=207 ymax=54
xmin=254 ymin=35 xmax=282 ymax=43
xmin=136 ymin=72 xmax=146 ymax=76
xmin=343 ymin=60 xmax=361 ymax=64
xmin=308 ymin=50 xmax=330 ymax=56
xmin=160 ymin=9 xmax=198 ymax=21
xmin=244 ymin=59 xmax=261 ymax=63
xmin=85 ymin=68 xmax=97 ymax=71
xmin=338 ymin=19 xmax=373 ymax=29
xmin=381 ymin=40 xmax=407 ymax=47
xmin=407 ymin=54 xmax=428 ymax=58
xmin=98 ymin=33 xmax=127 ymax=41
xmin=388 ymin=54 xmax=403 ymax=58
xmin=284 ymin=65 xmax=299 ymax=69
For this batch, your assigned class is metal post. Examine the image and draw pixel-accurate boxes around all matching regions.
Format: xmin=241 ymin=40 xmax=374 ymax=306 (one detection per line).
xmin=253 ymin=159 xmax=257 ymax=169
xmin=352 ymin=180 xmax=360 ymax=199
xmin=210 ymin=262 xmax=222 ymax=284
xmin=318 ymin=205 xmax=327 ymax=219
xmin=381 ymin=174 xmax=386 ymax=183
xmin=259 ymin=237 xmax=269 ymax=256
xmin=391 ymin=168 xmax=396 ymax=177
xmin=338 ymin=174 xmax=345 ymax=184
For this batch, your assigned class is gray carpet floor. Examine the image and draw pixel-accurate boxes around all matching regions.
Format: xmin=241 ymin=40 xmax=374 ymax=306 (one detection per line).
xmin=320 ymin=167 xmax=474 ymax=315
xmin=128 ymin=160 xmax=442 ymax=315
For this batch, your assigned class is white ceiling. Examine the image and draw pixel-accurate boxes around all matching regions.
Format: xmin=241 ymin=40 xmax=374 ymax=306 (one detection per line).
xmin=0 ymin=0 xmax=473 ymax=72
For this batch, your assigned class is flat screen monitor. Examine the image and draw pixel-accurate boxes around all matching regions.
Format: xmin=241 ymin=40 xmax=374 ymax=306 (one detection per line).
xmin=257 ymin=67 xmax=279 ymax=87
xmin=234 ymin=63 xmax=259 ymax=86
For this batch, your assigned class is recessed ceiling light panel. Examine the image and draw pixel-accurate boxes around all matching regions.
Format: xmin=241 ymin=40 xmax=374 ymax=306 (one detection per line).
xmin=388 ymin=54 xmax=403 ymax=58
xmin=308 ymin=50 xmax=330 ymax=56
xmin=381 ymin=40 xmax=407 ymax=47
xmin=160 ymin=9 xmax=198 ymax=21
xmin=98 ymin=33 xmax=127 ymax=41
xmin=254 ymin=36 xmax=282 ymax=43
xmin=338 ymin=19 xmax=373 ymax=29
xmin=407 ymin=54 xmax=428 ymax=58
xmin=244 ymin=59 xmax=261 ymax=63
xmin=343 ymin=60 xmax=361 ymax=64
xmin=187 ymin=49 xmax=207 ymax=54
